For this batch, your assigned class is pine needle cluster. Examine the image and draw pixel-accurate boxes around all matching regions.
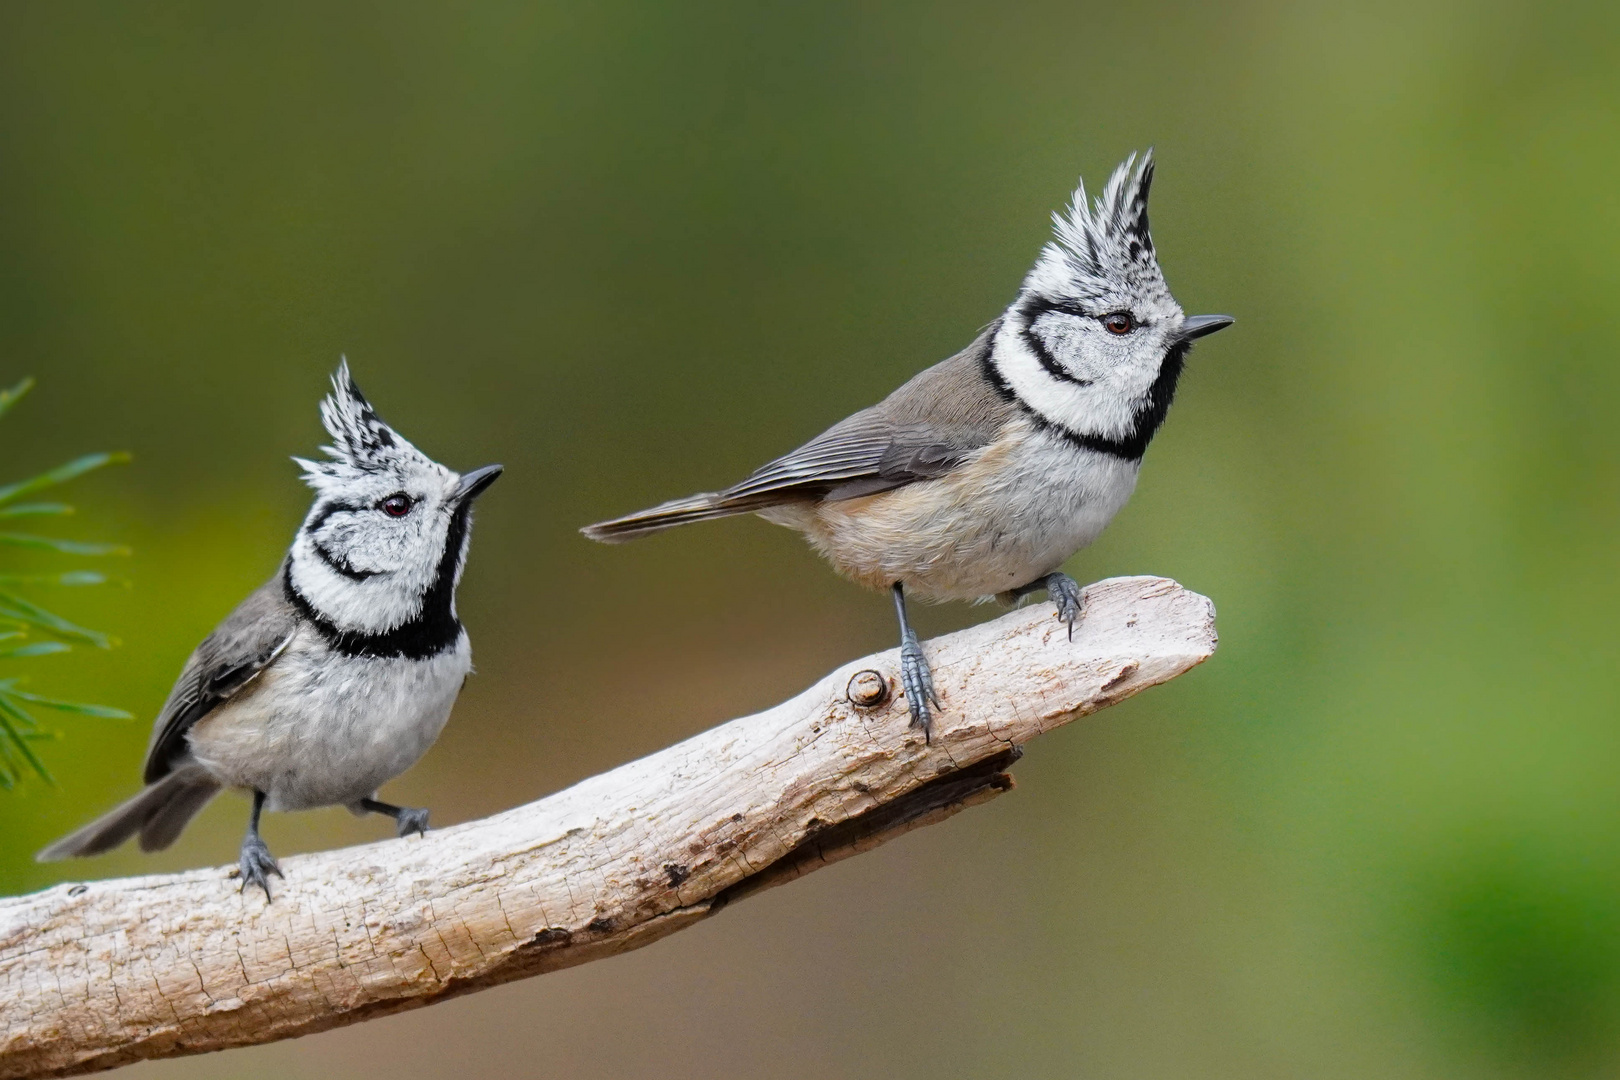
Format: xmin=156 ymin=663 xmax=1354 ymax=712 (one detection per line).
xmin=0 ymin=378 xmax=131 ymax=787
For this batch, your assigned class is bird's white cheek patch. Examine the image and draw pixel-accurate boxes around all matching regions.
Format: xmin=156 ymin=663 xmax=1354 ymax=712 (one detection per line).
xmin=288 ymin=540 xmax=425 ymax=633
xmin=992 ymin=323 xmax=1140 ymax=440
xmin=1029 ymin=314 xmax=1108 ymax=385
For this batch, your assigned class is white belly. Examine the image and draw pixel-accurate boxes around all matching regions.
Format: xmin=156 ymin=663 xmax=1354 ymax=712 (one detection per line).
xmin=186 ymin=626 xmax=472 ymax=811
xmin=767 ymin=421 xmax=1140 ymax=602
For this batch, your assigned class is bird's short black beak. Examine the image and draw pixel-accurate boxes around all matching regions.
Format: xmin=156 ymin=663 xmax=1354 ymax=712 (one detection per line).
xmin=452 ymin=464 xmax=503 ymax=504
xmin=1176 ymin=314 xmax=1235 ymax=343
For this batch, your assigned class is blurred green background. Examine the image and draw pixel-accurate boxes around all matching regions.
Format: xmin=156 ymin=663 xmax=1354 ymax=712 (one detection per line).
xmin=4 ymin=0 xmax=1619 ymax=1076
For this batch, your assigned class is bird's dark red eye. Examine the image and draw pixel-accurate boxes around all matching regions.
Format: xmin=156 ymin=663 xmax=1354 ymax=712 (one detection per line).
xmin=379 ymin=494 xmax=414 ymax=517
xmin=1102 ymin=312 xmax=1135 ymax=335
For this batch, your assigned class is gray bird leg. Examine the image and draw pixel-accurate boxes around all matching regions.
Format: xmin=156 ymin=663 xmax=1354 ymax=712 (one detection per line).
xmin=357 ymin=797 xmax=431 ymax=838
xmin=1007 ymin=571 xmax=1085 ymax=640
xmin=891 ymin=582 xmax=941 ymax=740
xmin=238 ymin=789 xmax=282 ymax=901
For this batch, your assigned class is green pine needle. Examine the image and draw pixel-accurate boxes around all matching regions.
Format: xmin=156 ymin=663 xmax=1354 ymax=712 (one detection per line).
xmin=0 ymin=694 xmax=55 ymax=786
xmin=1 ymin=685 xmax=133 ymax=718
xmin=0 ymin=571 xmax=116 ymax=586
xmin=0 ymin=451 xmax=132 ymax=506
xmin=0 ymin=377 xmax=132 ymax=786
xmin=0 ymin=533 xmax=130 ymax=556
xmin=0 ymin=378 xmax=35 ymax=421
xmin=0 ymin=641 xmax=72 ymax=659
xmin=0 ymin=503 xmax=74 ymax=518
xmin=0 ymin=591 xmax=115 ymax=648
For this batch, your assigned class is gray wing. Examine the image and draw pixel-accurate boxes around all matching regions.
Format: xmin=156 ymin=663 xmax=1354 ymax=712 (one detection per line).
xmin=142 ymin=570 xmax=300 ymax=783
xmin=722 ymin=323 xmax=1014 ymax=504
xmin=581 ymin=324 xmax=1015 ymax=541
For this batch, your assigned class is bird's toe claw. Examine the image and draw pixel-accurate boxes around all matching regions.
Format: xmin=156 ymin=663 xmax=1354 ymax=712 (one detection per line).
xmin=238 ymin=837 xmax=282 ymax=901
xmin=1047 ymin=573 xmax=1084 ymax=640
xmin=899 ymin=632 xmax=939 ymax=740
xmin=396 ymin=807 xmax=430 ymax=838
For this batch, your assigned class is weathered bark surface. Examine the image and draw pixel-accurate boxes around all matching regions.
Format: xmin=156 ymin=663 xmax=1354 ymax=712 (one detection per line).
xmin=0 ymin=576 xmax=1216 ymax=1079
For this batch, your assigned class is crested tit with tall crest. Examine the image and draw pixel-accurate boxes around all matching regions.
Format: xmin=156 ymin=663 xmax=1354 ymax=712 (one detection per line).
xmin=38 ymin=362 xmax=502 ymax=898
xmin=584 ymin=151 xmax=1230 ymax=735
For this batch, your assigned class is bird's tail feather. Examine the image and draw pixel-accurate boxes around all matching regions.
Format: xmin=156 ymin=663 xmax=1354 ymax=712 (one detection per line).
xmin=36 ymin=766 xmax=221 ymax=861
xmin=581 ymin=491 xmax=775 ymax=543
xmin=137 ymin=774 xmax=223 ymax=852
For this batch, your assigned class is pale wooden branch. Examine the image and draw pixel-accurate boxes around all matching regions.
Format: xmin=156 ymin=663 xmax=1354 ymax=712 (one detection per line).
xmin=0 ymin=576 xmax=1216 ymax=1079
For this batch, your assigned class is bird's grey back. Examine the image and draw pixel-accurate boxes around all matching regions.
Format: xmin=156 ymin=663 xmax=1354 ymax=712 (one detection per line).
xmin=759 ymin=327 xmax=1008 ymax=501
xmin=873 ymin=322 xmax=1016 ymax=445
xmin=716 ymin=322 xmax=1015 ymax=504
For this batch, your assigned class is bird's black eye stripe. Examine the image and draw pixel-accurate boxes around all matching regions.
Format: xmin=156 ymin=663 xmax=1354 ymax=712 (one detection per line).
xmin=1021 ymin=296 xmax=1145 ymax=333
xmin=378 ymin=493 xmax=414 ymax=517
xmin=1022 ymin=297 xmax=1092 ymax=320
xmin=306 ymin=500 xmax=366 ymax=532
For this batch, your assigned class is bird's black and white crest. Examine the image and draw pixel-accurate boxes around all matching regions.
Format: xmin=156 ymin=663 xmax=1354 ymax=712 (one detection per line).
xmin=297 ymin=361 xmax=438 ymax=487
xmin=988 ymin=150 xmax=1201 ymax=459
xmin=1024 ymin=150 xmax=1170 ymax=311
xmin=285 ymin=361 xmax=483 ymax=646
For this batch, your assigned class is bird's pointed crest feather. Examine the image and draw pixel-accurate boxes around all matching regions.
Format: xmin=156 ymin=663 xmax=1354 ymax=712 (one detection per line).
xmin=1027 ymin=150 xmax=1166 ymax=304
xmin=295 ymin=359 xmax=432 ymax=490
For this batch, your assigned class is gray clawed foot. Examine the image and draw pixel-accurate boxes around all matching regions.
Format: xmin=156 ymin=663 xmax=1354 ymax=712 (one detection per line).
xmin=357 ymin=796 xmax=430 ymax=838
xmin=1004 ymin=572 xmax=1085 ymax=639
xmin=899 ymin=628 xmax=942 ymax=741
xmin=238 ymin=834 xmax=282 ymax=901
xmin=395 ymin=806 xmax=430 ymax=838
xmin=890 ymin=582 xmax=942 ymax=740
xmin=1045 ymin=572 xmax=1084 ymax=640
